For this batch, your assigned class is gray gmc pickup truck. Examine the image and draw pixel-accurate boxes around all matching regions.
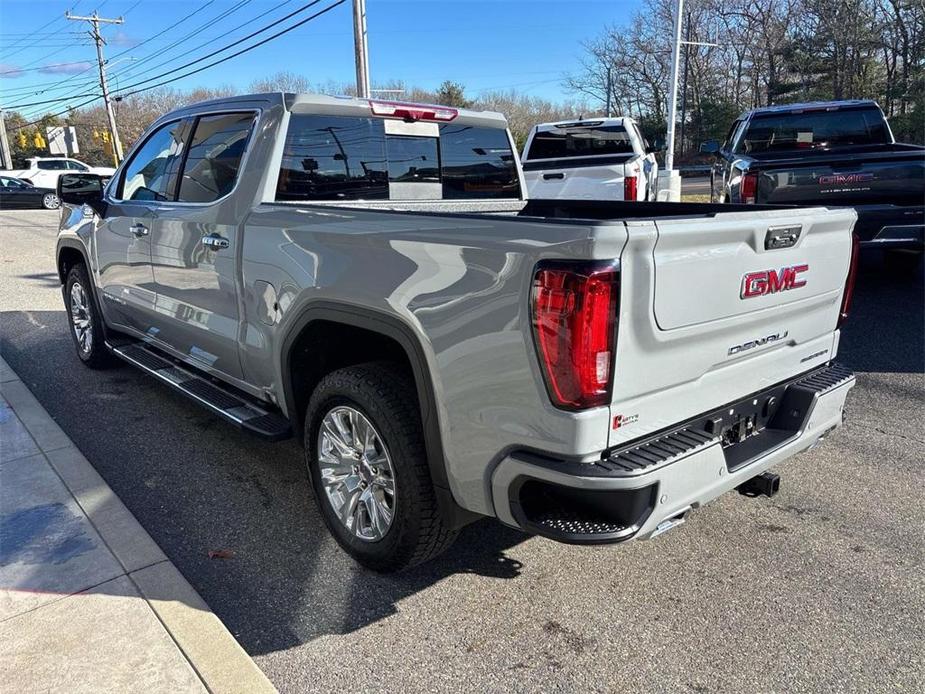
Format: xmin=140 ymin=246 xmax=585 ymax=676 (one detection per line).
xmin=56 ymin=93 xmax=858 ymax=571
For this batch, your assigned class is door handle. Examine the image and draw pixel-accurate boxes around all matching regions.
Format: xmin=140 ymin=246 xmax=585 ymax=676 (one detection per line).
xmin=201 ymin=234 xmax=230 ymax=250
xmin=130 ymin=223 xmax=149 ymax=237
xmin=543 ymin=173 xmax=565 ymax=180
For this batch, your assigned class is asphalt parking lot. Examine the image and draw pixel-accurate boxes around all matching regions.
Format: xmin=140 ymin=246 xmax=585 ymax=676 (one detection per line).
xmin=1 ymin=208 xmax=922 ymax=693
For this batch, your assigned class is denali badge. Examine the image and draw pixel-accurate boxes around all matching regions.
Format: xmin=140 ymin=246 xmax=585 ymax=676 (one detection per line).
xmin=741 ymin=264 xmax=808 ymax=298
xmin=728 ymin=331 xmax=789 ymax=356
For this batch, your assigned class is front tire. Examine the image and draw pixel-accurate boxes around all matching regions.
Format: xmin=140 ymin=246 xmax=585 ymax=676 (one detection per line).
xmin=41 ymin=193 xmax=60 ymax=210
xmin=64 ymin=263 xmax=114 ymax=368
xmin=305 ymin=363 xmax=456 ymax=572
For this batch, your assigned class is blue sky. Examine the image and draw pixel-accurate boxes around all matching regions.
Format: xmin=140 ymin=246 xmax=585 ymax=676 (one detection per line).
xmin=0 ymin=0 xmax=632 ymax=117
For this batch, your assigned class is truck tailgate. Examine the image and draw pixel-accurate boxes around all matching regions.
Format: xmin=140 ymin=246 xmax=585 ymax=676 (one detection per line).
xmin=653 ymin=210 xmax=848 ymax=329
xmin=754 ymin=147 xmax=925 ymax=207
xmin=609 ymin=206 xmax=856 ymax=447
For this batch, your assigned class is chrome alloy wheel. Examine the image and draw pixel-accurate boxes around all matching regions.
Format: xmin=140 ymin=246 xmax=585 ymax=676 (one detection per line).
xmin=42 ymin=193 xmax=60 ymax=209
xmin=317 ymin=406 xmax=396 ymax=542
xmin=69 ymin=281 xmax=93 ymax=355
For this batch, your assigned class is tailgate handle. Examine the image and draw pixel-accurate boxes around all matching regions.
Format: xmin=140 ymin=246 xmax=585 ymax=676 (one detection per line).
xmin=765 ymin=225 xmax=802 ymax=250
xmin=543 ymin=173 xmax=565 ymax=180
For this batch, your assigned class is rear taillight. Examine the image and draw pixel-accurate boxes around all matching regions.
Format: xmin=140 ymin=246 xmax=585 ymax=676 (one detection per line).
xmin=623 ymin=175 xmax=638 ymax=201
xmin=531 ymin=262 xmax=619 ymax=409
xmin=740 ymin=172 xmax=758 ymax=203
xmin=369 ymin=100 xmax=458 ymax=122
xmin=838 ymin=233 xmax=860 ymax=326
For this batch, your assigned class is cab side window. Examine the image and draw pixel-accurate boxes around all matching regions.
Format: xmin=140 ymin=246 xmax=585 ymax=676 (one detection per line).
xmin=118 ymin=120 xmax=187 ymax=202
xmin=37 ymin=160 xmax=68 ymax=170
xmin=177 ymin=113 xmax=255 ymax=203
xmin=66 ymin=160 xmax=89 ymax=171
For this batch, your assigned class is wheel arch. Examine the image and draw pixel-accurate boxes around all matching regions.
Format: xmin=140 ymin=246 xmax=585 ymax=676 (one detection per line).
xmin=56 ymin=239 xmax=89 ymax=284
xmin=279 ymin=302 xmax=457 ymax=500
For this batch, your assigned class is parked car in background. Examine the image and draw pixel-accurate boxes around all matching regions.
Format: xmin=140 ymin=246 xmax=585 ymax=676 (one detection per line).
xmin=0 ymin=175 xmax=59 ymax=209
xmin=3 ymin=157 xmax=115 ymax=190
xmin=703 ymin=99 xmax=924 ymax=273
xmin=56 ymin=93 xmax=856 ymax=571
xmin=521 ymin=117 xmax=660 ymax=201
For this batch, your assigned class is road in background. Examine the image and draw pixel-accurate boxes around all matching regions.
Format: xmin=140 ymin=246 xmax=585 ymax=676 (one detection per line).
xmin=681 ymin=176 xmax=711 ymax=197
xmin=2 ymin=209 xmax=923 ymax=693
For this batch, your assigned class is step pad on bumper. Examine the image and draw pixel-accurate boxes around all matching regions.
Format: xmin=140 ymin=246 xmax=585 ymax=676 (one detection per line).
xmin=601 ymin=362 xmax=855 ymax=478
xmin=110 ymin=342 xmax=291 ymax=441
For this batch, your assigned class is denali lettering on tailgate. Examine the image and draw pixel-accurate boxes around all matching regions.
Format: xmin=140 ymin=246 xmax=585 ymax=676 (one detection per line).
xmin=741 ymin=264 xmax=808 ymax=299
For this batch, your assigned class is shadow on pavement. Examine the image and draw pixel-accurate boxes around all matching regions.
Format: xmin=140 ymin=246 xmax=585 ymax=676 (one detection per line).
xmin=837 ymin=251 xmax=924 ymax=374
xmin=0 ymin=249 xmax=919 ymax=655
xmin=0 ymin=309 xmax=525 ymax=656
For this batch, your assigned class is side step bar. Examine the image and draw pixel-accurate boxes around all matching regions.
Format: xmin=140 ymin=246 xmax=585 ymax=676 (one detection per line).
xmin=109 ymin=341 xmax=292 ymax=441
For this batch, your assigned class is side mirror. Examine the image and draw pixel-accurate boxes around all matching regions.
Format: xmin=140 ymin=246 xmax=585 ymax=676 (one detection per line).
xmin=700 ymin=139 xmax=720 ymax=155
xmin=58 ymin=173 xmax=105 ymax=211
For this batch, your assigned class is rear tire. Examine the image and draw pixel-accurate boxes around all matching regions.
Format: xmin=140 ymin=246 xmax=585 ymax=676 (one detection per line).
xmin=64 ymin=263 xmax=115 ymax=369
xmin=884 ymin=250 xmax=922 ymax=276
xmin=305 ymin=362 xmax=457 ymax=572
xmin=41 ymin=193 xmax=60 ymax=210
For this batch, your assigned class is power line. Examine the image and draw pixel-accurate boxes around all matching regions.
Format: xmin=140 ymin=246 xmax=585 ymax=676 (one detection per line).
xmin=0 ymin=4 xmax=81 ymax=62
xmin=6 ymin=94 xmax=102 ymax=132
xmin=4 ymin=0 xmax=255 ymax=114
xmin=7 ymin=0 xmax=346 ymax=128
xmin=107 ymin=0 xmax=256 ymax=82
xmin=113 ymin=0 xmax=323 ymax=94
xmin=16 ymin=0 xmax=255 ymax=110
xmin=116 ymin=0 xmax=347 ymax=99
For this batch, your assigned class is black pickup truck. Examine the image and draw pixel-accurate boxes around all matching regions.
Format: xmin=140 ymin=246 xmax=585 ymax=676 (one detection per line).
xmin=702 ymin=99 xmax=924 ymax=273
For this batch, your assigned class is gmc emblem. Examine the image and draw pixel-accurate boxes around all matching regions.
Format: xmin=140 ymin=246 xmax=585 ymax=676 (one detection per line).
xmin=818 ymin=173 xmax=874 ymax=185
xmin=741 ymin=265 xmax=808 ymax=298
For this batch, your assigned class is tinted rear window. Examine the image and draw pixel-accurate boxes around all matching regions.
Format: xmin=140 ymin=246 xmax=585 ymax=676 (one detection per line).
xmin=439 ymin=124 xmax=520 ymax=199
xmin=737 ymin=107 xmax=890 ymax=153
xmin=178 ymin=112 xmax=255 ymax=203
xmin=37 ymin=160 xmax=68 ymax=170
xmin=525 ymin=125 xmax=634 ymax=160
xmin=276 ymin=115 xmax=520 ymax=201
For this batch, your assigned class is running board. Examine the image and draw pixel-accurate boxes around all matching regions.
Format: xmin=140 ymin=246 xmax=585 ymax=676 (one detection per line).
xmin=108 ymin=341 xmax=292 ymax=441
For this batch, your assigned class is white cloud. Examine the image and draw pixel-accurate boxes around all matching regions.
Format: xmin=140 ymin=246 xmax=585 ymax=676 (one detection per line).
xmin=39 ymin=62 xmax=94 ymax=75
xmin=0 ymin=63 xmax=25 ymax=78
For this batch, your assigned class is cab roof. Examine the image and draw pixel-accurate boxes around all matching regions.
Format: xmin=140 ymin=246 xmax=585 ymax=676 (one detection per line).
xmin=742 ymin=99 xmax=880 ymax=119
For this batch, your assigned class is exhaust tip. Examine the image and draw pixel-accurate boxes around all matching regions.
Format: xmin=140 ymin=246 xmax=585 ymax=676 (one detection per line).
xmin=737 ymin=471 xmax=780 ymax=498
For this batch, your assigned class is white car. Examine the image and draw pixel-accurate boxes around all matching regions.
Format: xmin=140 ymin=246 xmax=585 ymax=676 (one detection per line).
xmin=3 ymin=157 xmax=116 ymax=190
xmin=521 ymin=117 xmax=660 ymax=201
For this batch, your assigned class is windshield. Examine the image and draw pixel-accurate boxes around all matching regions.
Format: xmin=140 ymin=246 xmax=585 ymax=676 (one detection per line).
xmin=525 ymin=125 xmax=634 ymax=160
xmin=736 ymin=107 xmax=890 ymax=153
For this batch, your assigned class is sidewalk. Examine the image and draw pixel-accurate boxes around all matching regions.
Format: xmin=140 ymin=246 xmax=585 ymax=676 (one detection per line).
xmin=0 ymin=355 xmax=276 ymax=694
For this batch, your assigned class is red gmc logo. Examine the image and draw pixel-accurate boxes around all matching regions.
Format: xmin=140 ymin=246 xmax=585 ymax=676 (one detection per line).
xmin=741 ymin=264 xmax=808 ymax=298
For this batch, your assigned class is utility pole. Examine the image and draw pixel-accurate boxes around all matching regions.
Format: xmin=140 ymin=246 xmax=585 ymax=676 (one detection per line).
xmin=0 ymin=108 xmax=12 ymax=169
xmin=605 ymin=66 xmax=613 ymax=117
xmin=352 ymin=0 xmax=370 ymax=98
xmin=66 ymin=10 xmax=124 ymax=165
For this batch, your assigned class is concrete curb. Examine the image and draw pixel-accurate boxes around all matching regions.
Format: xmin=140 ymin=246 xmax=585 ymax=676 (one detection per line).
xmin=0 ymin=354 xmax=276 ymax=694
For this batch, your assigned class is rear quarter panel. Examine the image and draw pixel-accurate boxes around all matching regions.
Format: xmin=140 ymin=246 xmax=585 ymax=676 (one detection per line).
xmin=240 ymin=205 xmax=627 ymax=514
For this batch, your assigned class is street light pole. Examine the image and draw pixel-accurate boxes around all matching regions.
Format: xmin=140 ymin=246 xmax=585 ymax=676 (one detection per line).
xmin=678 ymin=11 xmax=692 ymax=161
xmin=664 ymin=0 xmax=684 ymax=173
xmin=352 ymin=0 xmax=371 ymax=98
xmin=66 ymin=11 xmax=124 ymax=164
